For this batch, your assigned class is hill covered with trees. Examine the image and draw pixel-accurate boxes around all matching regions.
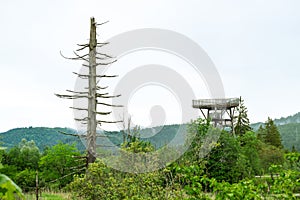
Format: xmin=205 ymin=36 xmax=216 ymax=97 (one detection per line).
xmin=1 ymin=114 xmax=299 ymax=152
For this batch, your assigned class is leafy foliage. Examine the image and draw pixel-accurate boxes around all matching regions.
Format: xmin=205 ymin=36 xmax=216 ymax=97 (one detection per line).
xmin=0 ymin=174 xmax=24 ymax=200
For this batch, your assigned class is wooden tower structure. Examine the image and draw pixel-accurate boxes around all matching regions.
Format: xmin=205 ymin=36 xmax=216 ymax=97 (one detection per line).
xmin=192 ymin=98 xmax=239 ymax=131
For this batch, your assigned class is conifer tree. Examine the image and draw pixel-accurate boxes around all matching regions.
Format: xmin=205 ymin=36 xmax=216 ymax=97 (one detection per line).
xmin=264 ymin=117 xmax=283 ymax=149
xmin=234 ymin=97 xmax=252 ymax=136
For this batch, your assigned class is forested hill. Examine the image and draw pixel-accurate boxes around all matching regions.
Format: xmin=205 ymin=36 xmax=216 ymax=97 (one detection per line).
xmin=0 ymin=127 xmax=85 ymax=151
xmin=0 ymin=125 xmax=187 ymax=151
xmin=251 ymin=112 xmax=300 ymax=130
xmin=1 ymin=115 xmax=299 ymax=151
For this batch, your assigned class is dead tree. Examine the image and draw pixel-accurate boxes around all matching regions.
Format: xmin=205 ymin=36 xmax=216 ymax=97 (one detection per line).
xmin=55 ymin=17 xmax=122 ymax=166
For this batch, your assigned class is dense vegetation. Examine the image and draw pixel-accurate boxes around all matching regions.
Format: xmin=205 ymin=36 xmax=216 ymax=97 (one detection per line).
xmin=0 ymin=115 xmax=299 ymax=199
xmin=68 ymin=118 xmax=299 ymax=199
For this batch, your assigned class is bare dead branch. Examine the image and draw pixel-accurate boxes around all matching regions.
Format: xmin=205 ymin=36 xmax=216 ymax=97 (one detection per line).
xmin=76 ymin=44 xmax=89 ymax=51
xmin=73 ymin=51 xmax=89 ymax=62
xmin=74 ymin=117 xmax=89 ymax=121
xmin=96 ymin=20 xmax=109 ymax=26
xmin=97 ymin=102 xmax=123 ymax=107
xmin=55 ymin=94 xmax=89 ymax=99
xmin=57 ymin=130 xmax=84 ymax=138
xmin=95 ymin=111 xmax=112 ymax=115
xmin=96 ymin=86 xmax=108 ymax=90
xmin=60 ymin=51 xmax=88 ymax=62
xmin=70 ymin=107 xmax=88 ymax=111
xmin=73 ymin=72 xmax=89 ymax=79
xmin=66 ymin=90 xmax=88 ymax=94
xmin=97 ymin=94 xmax=121 ymax=98
xmin=97 ymin=120 xmax=123 ymax=124
xmin=96 ymin=52 xmax=113 ymax=58
xmin=97 ymin=42 xmax=109 ymax=45
xmin=96 ymin=92 xmax=109 ymax=96
xmin=82 ymin=59 xmax=116 ymax=67
xmin=97 ymin=74 xmax=118 ymax=78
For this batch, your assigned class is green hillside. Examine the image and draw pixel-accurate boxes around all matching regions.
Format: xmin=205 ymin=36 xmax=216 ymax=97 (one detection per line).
xmin=251 ymin=112 xmax=300 ymax=130
xmin=0 ymin=124 xmax=187 ymax=151
xmin=0 ymin=127 xmax=85 ymax=151
xmin=0 ymin=117 xmax=298 ymax=152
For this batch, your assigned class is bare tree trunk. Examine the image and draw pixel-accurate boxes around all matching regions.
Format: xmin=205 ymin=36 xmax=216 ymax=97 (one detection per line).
xmin=87 ymin=17 xmax=97 ymax=164
xmin=56 ymin=17 xmax=122 ymax=167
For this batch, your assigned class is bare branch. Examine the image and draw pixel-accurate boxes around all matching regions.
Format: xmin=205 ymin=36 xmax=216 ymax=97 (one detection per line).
xmin=57 ymin=130 xmax=84 ymax=138
xmin=70 ymin=107 xmax=88 ymax=111
xmin=76 ymin=44 xmax=89 ymax=51
xmin=82 ymin=59 xmax=116 ymax=67
xmin=60 ymin=51 xmax=88 ymax=62
xmin=84 ymin=86 xmax=108 ymax=90
xmin=73 ymin=72 xmax=89 ymax=79
xmin=97 ymin=75 xmax=118 ymax=78
xmin=96 ymin=52 xmax=113 ymax=58
xmin=74 ymin=117 xmax=89 ymax=121
xmin=55 ymin=94 xmax=89 ymax=99
xmin=96 ymin=92 xmax=109 ymax=96
xmin=97 ymin=120 xmax=123 ymax=124
xmin=73 ymin=51 xmax=89 ymax=62
xmin=97 ymin=94 xmax=121 ymax=98
xmin=95 ymin=111 xmax=112 ymax=115
xmin=77 ymin=43 xmax=89 ymax=47
xmin=97 ymin=102 xmax=123 ymax=107
xmin=97 ymin=42 xmax=109 ymax=45
xmin=96 ymin=20 xmax=109 ymax=26
xmin=66 ymin=90 xmax=88 ymax=94
xmin=96 ymin=86 xmax=108 ymax=90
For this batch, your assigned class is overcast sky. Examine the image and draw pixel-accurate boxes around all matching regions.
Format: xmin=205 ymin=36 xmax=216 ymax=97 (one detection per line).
xmin=0 ymin=0 xmax=299 ymax=132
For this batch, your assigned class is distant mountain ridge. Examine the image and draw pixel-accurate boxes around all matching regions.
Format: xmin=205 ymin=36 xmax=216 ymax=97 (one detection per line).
xmin=251 ymin=112 xmax=300 ymax=131
xmin=1 ymin=112 xmax=299 ymax=152
xmin=0 ymin=124 xmax=187 ymax=151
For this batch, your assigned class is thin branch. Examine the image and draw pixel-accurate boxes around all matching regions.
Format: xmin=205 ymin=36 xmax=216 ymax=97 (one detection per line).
xmin=96 ymin=92 xmax=109 ymax=96
xmin=76 ymin=44 xmax=89 ymax=51
xmin=73 ymin=51 xmax=89 ymax=62
xmin=77 ymin=43 xmax=89 ymax=47
xmin=97 ymin=75 xmax=118 ymax=78
xmin=57 ymin=130 xmax=84 ymax=138
xmin=49 ymin=168 xmax=86 ymax=183
xmin=97 ymin=42 xmax=109 ymax=45
xmin=84 ymin=86 xmax=109 ymax=90
xmin=60 ymin=51 xmax=88 ymax=62
xmin=66 ymin=90 xmax=88 ymax=94
xmin=95 ymin=111 xmax=112 ymax=115
xmin=82 ymin=59 xmax=116 ymax=67
xmin=74 ymin=117 xmax=89 ymax=121
xmin=97 ymin=102 xmax=123 ymax=107
xmin=55 ymin=94 xmax=89 ymax=99
xmin=73 ymin=72 xmax=89 ymax=79
xmin=70 ymin=107 xmax=88 ymax=111
xmin=96 ymin=21 xmax=109 ymax=26
xmin=96 ymin=86 xmax=108 ymax=90
xmin=97 ymin=94 xmax=121 ymax=98
xmin=97 ymin=120 xmax=123 ymax=124
xmin=96 ymin=52 xmax=113 ymax=58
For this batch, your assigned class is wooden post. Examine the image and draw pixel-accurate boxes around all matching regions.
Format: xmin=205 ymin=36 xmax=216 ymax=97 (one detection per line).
xmin=36 ymin=170 xmax=39 ymax=200
xmin=87 ymin=17 xmax=97 ymax=164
